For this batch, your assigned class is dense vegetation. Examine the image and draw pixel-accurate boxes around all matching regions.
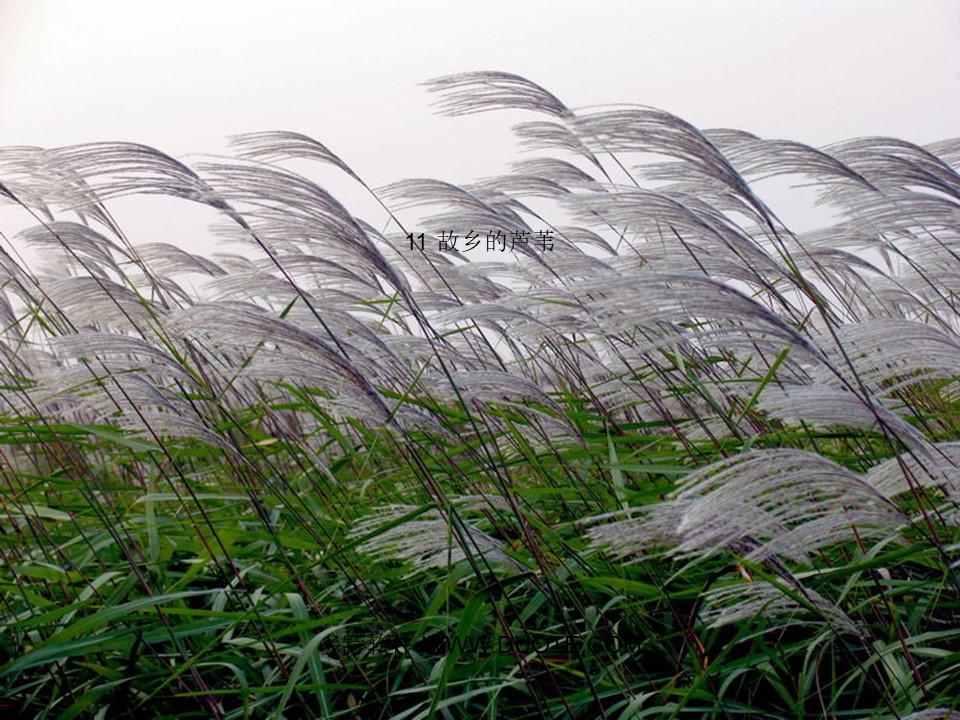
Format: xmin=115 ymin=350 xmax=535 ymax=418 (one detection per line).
xmin=1 ymin=72 xmax=959 ymax=719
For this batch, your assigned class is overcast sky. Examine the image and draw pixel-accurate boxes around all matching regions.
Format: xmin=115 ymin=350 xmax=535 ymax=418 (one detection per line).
xmin=1 ymin=1 xmax=958 ymax=182
xmin=0 ymin=0 xmax=958 ymax=258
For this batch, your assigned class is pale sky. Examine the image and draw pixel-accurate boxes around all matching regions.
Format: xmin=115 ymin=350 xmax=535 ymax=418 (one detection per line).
xmin=1 ymin=1 xmax=958 ymax=182
xmin=0 ymin=0 xmax=958 ymax=250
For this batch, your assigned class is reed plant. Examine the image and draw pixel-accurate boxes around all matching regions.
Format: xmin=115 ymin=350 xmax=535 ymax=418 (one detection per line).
xmin=0 ymin=71 xmax=958 ymax=719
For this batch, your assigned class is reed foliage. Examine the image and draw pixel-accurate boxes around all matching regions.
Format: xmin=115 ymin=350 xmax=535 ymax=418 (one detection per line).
xmin=0 ymin=71 xmax=959 ymax=719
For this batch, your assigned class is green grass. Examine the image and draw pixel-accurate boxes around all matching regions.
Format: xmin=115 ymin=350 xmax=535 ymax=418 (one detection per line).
xmin=0 ymin=72 xmax=959 ymax=718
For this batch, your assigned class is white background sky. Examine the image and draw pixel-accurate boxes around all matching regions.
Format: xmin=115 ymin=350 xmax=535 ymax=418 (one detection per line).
xmin=0 ymin=0 xmax=958 ymax=245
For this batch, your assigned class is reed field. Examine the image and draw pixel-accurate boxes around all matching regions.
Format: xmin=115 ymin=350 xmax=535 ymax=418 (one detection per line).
xmin=0 ymin=72 xmax=959 ymax=719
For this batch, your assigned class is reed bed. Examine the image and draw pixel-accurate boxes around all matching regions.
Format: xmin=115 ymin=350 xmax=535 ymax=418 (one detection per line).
xmin=0 ymin=71 xmax=958 ymax=719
